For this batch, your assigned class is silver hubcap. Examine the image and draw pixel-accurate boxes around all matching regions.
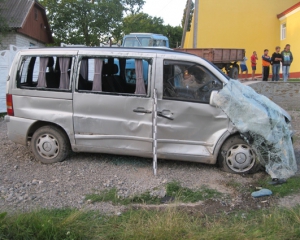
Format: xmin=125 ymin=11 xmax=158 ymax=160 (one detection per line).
xmin=225 ymin=144 xmax=255 ymax=172
xmin=36 ymin=134 xmax=59 ymax=159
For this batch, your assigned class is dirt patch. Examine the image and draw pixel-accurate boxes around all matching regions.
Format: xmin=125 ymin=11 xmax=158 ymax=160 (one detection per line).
xmin=278 ymin=193 xmax=300 ymax=209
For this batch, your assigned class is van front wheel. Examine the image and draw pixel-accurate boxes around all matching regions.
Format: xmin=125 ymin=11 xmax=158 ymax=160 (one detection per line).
xmin=31 ymin=126 xmax=70 ymax=164
xmin=218 ymin=135 xmax=261 ymax=174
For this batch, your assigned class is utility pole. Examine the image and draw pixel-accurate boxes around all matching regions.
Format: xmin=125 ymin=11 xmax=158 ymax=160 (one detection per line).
xmin=181 ymin=0 xmax=192 ymax=48
xmin=193 ymin=0 xmax=199 ymax=48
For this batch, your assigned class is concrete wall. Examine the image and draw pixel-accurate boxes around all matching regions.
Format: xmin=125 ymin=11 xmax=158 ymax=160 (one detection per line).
xmin=247 ymin=82 xmax=300 ymax=111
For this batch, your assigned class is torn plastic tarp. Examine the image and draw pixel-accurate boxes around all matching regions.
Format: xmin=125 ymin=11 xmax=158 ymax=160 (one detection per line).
xmin=211 ymin=80 xmax=297 ymax=179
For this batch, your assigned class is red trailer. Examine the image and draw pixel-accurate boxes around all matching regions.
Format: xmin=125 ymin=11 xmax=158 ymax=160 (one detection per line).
xmin=174 ymin=48 xmax=245 ymax=79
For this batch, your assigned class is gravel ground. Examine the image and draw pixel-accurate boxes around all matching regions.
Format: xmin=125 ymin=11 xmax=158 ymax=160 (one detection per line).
xmin=0 ymin=111 xmax=300 ymax=214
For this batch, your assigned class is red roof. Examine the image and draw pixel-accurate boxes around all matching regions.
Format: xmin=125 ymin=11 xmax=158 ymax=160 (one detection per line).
xmin=277 ymin=2 xmax=300 ymax=19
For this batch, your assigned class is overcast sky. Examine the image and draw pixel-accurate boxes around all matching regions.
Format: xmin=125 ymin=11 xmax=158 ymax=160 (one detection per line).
xmin=142 ymin=0 xmax=186 ymax=27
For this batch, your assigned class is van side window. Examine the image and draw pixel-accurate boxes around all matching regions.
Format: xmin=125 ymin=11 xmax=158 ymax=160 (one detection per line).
xmin=77 ymin=57 xmax=150 ymax=96
xmin=163 ymin=60 xmax=223 ymax=103
xmin=17 ymin=56 xmax=73 ymax=91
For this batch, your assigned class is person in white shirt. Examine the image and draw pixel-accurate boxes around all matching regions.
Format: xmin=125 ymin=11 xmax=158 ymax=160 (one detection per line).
xmin=240 ymin=56 xmax=248 ymax=80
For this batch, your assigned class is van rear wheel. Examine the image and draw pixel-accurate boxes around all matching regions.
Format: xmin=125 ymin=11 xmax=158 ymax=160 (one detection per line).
xmin=218 ymin=135 xmax=261 ymax=174
xmin=31 ymin=126 xmax=70 ymax=164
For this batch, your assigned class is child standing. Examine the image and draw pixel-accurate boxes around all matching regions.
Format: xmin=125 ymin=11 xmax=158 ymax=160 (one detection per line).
xmin=251 ymin=51 xmax=258 ymax=80
xmin=262 ymin=49 xmax=272 ymax=81
xmin=271 ymin=46 xmax=282 ymax=81
xmin=240 ymin=56 xmax=248 ymax=80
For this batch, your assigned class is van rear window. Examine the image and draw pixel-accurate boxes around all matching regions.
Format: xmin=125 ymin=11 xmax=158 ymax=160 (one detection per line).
xmin=17 ymin=56 xmax=74 ymax=91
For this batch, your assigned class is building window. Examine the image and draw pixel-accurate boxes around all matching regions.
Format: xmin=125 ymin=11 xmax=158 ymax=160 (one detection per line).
xmin=34 ymin=9 xmax=38 ymax=20
xmin=281 ymin=23 xmax=286 ymax=40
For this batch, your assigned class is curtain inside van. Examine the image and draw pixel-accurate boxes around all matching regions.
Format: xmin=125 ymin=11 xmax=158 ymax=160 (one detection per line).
xmin=59 ymin=58 xmax=71 ymax=90
xmin=92 ymin=59 xmax=103 ymax=91
xmin=135 ymin=59 xmax=146 ymax=95
xmin=37 ymin=57 xmax=49 ymax=88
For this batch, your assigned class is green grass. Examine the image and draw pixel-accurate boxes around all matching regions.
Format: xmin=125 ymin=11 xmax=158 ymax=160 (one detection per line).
xmin=287 ymin=79 xmax=300 ymax=82
xmin=257 ymin=176 xmax=300 ymax=197
xmin=0 ymin=209 xmax=98 ymax=240
xmin=225 ymin=179 xmax=243 ymax=190
xmin=85 ymin=188 xmax=161 ymax=205
xmin=1 ymin=206 xmax=300 ymax=239
xmin=166 ymin=181 xmax=222 ymax=202
xmin=85 ymin=182 xmax=222 ymax=205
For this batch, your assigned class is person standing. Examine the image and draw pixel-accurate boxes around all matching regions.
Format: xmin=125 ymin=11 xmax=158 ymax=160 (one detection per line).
xmin=281 ymin=44 xmax=293 ymax=82
xmin=262 ymin=49 xmax=272 ymax=81
xmin=271 ymin=46 xmax=282 ymax=81
xmin=251 ymin=51 xmax=258 ymax=80
xmin=240 ymin=56 xmax=248 ymax=80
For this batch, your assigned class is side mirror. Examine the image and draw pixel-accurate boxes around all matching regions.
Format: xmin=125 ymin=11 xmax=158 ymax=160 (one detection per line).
xmin=209 ymin=90 xmax=219 ymax=107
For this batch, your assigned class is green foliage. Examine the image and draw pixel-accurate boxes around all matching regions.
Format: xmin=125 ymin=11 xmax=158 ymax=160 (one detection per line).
xmin=122 ymin=13 xmax=165 ymax=36
xmin=257 ymin=176 xmax=300 ymax=197
xmin=86 ymin=182 xmax=221 ymax=205
xmin=122 ymin=13 xmax=183 ymax=48
xmin=39 ymin=0 xmax=124 ymax=46
xmin=0 ymin=209 xmax=98 ymax=239
xmin=39 ymin=0 xmax=182 ymax=47
xmin=164 ymin=25 xmax=183 ymax=48
xmin=2 ymin=206 xmax=300 ymax=239
xmin=123 ymin=0 xmax=145 ymax=15
xmin=85 ymin=188 xmax=161 ymax=205
xmin=288 ymin=79 xmax=300 ymax=82
xmin=181 ymin=0 xmax=194 ymax=31
xmin=166 ymin=181 xmax=222 ymax=202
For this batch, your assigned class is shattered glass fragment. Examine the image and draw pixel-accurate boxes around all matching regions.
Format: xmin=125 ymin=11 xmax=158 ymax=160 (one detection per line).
xmin=212 ymin=80 xmax=297 ymax=179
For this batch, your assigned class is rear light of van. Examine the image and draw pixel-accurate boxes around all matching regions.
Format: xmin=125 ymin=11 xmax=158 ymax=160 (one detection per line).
xmin=6 ymin=94 xmax=14 ymax=116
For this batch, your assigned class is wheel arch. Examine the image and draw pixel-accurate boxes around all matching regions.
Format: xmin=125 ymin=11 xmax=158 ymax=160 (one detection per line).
xmin=212 ymin=130 xmax=240 ymax=164
xmin=27 ymin=121 xmax=72 ymax=145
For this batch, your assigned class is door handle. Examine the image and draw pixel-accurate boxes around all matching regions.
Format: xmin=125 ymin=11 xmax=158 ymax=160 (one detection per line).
xmin=157 ymin=110 xmax=174 ymax=120
xmin=133 ymin=107 xmax=152 ymax=114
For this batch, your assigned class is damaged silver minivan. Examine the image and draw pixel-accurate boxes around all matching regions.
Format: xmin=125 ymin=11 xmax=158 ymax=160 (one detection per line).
xmin=5 ymin=47 xmax=283 ymax=174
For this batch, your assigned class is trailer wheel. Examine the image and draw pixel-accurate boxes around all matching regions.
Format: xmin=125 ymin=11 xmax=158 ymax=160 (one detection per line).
xmin=229 ymin=66 xmax=239 ymax=79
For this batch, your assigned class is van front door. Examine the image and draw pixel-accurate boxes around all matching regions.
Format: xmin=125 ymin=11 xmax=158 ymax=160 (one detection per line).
xmin=72 ymin=52 xmax=154 ymax=157
xmin=156 ymin=59 xmax=228 ymax=162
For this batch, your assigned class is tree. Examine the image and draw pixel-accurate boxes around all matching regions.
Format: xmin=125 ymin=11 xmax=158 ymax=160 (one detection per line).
xmin=122 ymin=13 xmax=165 ymax=35
xmin=122 ymin=13 xmax=182 ymax=48
xmin=122 ymin=0 xmax=145 ymax=15
xmin=181 ymin=0 xmax=194 ymax=31
xmin=39 ymin=0 xmax=124 ymax=46
xmin=163 ymin=25 xmax=182 ymax=48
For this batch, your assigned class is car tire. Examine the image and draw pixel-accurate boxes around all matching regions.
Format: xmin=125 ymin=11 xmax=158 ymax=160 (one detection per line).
xmin=31 ymin=126 xmax=70 ymax=164
xmin=218 ymin=135 xmax=261 ymax=174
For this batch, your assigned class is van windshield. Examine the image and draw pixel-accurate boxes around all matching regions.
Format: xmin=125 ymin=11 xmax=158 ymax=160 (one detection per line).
xmin=123 ymin=37 xmax=167 ymax=47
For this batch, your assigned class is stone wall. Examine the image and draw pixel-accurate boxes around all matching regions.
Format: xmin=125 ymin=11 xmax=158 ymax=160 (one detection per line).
xmin=247 ymin=82 xmax=300 ymax=111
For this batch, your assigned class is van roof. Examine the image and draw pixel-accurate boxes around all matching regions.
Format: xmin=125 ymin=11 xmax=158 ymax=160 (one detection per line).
xmin=21 ymin=46 xmax=192 ymax=56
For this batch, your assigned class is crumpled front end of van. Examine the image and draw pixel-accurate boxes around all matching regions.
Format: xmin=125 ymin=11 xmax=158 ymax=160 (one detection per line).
xmin=211 ymin=80 xmax=297 ymax=179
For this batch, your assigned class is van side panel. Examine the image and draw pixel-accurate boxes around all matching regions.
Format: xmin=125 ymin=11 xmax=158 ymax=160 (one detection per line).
xmin=5 ymin=116 xmax=37 ymax=145
xmin=12 ymin=94 xmax=74 ymax=144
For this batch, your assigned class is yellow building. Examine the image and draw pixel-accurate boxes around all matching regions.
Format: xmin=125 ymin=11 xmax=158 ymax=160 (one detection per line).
xmin=184 ymin=0 xmax=300 ymax=78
